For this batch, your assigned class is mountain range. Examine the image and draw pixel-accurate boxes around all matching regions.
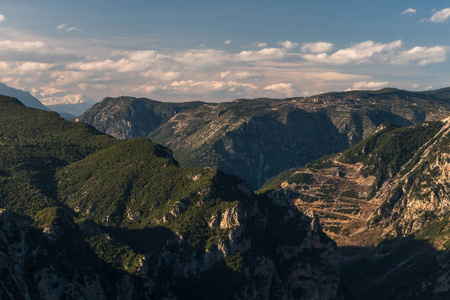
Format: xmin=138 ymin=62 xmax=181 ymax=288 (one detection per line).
xmin=0 ymin=95 xmax=339 ymax=299
xmin=4 ymin=86 xmax=450 ymax=298
xmin=79 ymin=88 xmax=450 ymax=190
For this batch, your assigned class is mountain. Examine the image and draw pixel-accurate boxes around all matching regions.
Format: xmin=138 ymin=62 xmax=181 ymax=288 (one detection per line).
xmin=0 ymin=82 xmax=48 ymax=110
xmin=0 ymin=95 xmax=339 ymax=299
xmin=31 ymin=87 xmax=97 ymax=116
xmin=78 ymin=88 xmax=450 ymax=190
xmin=261 ymin=116 xmax=450 ymax=298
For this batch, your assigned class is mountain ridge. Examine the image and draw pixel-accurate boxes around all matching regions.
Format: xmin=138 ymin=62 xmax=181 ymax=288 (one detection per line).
xmin=79 ymin=87 xmax=450 ymax=189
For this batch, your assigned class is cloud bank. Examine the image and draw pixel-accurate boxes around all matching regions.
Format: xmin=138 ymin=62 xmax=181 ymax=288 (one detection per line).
xmin=0 ymin=35 xmax=446 ymax=101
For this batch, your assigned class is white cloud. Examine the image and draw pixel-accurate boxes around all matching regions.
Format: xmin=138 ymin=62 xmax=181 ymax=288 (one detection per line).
xmin=300 ymin=40 xmax=446 ymax=66
xmin=401 ymin=8 xmax=417 ymax=16
xmin=430 ymin=8 xmax=450 ymax=22
xmin=78 ymin=83 xmax=107 ymax=91
xmin=278 ymin=40 xmax=298 ymax=49
xmin=56 ymin=23 xmax=82 ymax=32
xmin=236 ymin=47 xmax=286 ymax=62
xmin=347 ymin=81 xmax=389 ymax=91
xmin=112 ymin=50 xmax=168 ymax=62
xmin=264 ymin=83 xmax=300 ymax=97
xmin=220 ymin=71 xmax=260 ymax=80
xmin=224 ymin=40 xmax=231 ymax=45
xmin=67 ymin=27 xmax=82 ymax=32
xmin=170 ymin=80 xmax=257 ymax=94
xmin=173 ymin=49 xmax=231 ymax=66
xmin=141 ymin=70 xmax=181 ymax=80
xmin=302 ymin=40 xmax=403 ymax=65
xmin=301 ymin=42 xmax=334 ymax=53
xmin=0 ymin=30 xmax=447 ymax=102
xmin=0 ymin=40 xmax=45 ymax=51
xmin=68 ymin=59 xmax=148 ymax=72
xmin=0 ymin=15 xmax=5 ymax=22
xmin=392 ymin=46 xmax=446 ymax=65
xmin=0 ymin=61 xmax=53 ymax=72
xmin=130 ymin=84 xmax=165 ymax=94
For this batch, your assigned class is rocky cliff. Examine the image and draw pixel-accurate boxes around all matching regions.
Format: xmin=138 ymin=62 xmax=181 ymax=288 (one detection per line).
xmin=78 ymin=88 xmax=450 ymax=190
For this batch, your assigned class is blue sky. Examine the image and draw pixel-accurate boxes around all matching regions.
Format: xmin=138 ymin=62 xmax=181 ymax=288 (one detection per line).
xmin=0 ymin=1 xmax=449 ymax=101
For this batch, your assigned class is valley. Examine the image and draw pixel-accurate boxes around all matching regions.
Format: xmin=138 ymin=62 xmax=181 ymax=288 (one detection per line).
xmin=3 ymin=87 xmax=450 ymax=298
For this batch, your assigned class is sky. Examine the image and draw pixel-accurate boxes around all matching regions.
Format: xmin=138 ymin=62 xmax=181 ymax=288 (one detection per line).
xmin=0 ymin=0 xmax=450 ymax=102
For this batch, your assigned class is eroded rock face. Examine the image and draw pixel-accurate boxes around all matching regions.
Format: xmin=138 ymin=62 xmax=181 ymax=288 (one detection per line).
xmin=145 ymin=194 xmax=339 ymax=300
xmin=0 ymin=209 xmax=153 ymax=299
xmin=0 ymin=193 xmax=339 ymax=300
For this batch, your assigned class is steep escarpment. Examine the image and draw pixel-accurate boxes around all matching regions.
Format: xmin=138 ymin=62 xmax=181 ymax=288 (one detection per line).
xmin=0 ymin=208 xmax=152 ymax=299
xmin=79 ymin=96 xmax=205 ymax=139
xmin=0 ymin=95 xmax=339 ymax=299
xmin=79 ymin=88 xmax=450 ymax=190
xmin=262 ymin=116 xmax=450 ymax=298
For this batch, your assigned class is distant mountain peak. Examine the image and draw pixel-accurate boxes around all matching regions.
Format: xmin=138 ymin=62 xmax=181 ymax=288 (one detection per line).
xmin=30 ymin=87 xmax=97 ymax=116
xmin=31 ymin=87 xmax=97 ymax=105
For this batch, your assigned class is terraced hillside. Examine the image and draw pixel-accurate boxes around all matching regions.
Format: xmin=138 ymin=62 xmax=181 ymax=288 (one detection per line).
xmin=261 ymin=117 xmax=450 ymax=299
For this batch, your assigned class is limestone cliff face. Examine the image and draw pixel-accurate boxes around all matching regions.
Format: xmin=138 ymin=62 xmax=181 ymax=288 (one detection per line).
xmin=143 ymin=193 xmax=339 ymax=300
xmin=79 ymin=89 xmax=450 ymax=190
xmin=13 ymin=186 xmax=339 ymax=300
xmin=370 ymin=117 xmax=450 ymax=239
xmin=0 ymin=209 xmax=152 ymax=300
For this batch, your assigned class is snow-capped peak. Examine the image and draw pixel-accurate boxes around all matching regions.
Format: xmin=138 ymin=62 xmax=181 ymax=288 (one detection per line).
xmin=31 ymin=87 xmax=97 ymax=105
